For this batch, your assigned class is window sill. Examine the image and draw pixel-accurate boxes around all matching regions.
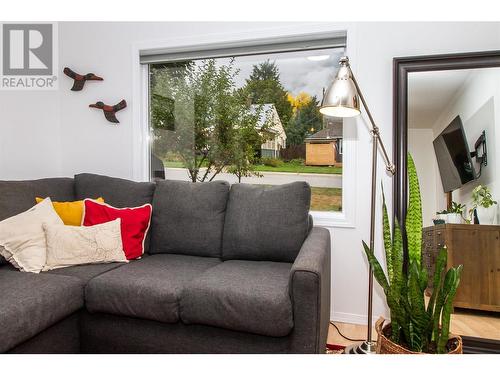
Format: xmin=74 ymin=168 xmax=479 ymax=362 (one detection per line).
xmin=311 ymin=210 xmax=355 ymax=228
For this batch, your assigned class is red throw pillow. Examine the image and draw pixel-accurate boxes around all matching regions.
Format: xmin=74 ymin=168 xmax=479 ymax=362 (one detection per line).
xmin=82 ymin=199 xmax=152 ymax=260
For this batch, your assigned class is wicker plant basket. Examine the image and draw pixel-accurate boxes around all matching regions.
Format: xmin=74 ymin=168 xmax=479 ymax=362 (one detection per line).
xmin=375 ymin=317 xmax=463 ymax=354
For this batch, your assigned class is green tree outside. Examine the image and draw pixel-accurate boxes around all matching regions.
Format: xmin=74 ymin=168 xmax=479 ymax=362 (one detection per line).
xmin=150 ymin=59 xmax=270 ymax=182
xmin=286 ymin=95 xmax=323 ymax=145
xmin=238 ymin=60 xmax=294 ymax=128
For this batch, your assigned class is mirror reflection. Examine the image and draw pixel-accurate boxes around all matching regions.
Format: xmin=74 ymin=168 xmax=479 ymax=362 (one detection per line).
xmin=408 ymin=67 xmax=500 ymax=341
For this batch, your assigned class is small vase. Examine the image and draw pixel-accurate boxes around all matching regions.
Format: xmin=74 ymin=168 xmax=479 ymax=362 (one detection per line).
xmin=475 ymin=206 xmax=497 ymax=225
xmin=446 ymin=213 xmax=463 ymax=224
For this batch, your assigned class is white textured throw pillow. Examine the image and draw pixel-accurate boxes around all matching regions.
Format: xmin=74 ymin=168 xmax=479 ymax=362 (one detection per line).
xmin=0 ymin=198 xmax=63 ymax=273
xmin=43 ymin=218 xmax=128 ymax=271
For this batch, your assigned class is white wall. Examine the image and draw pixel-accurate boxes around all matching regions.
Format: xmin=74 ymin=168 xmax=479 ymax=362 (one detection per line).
xmin=0 ymin=90 xmax=62 ymax=179
xmin=1 ymin=22 xmax=500 ymax=325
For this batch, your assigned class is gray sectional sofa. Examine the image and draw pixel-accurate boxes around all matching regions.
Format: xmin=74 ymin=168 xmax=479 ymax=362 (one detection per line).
xmin=0 ymin=174 xmax=331 ymax=354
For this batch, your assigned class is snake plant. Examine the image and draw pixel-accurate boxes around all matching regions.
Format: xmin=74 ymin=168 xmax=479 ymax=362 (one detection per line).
xmin=362 ymin=153 xmax=463 ymax=353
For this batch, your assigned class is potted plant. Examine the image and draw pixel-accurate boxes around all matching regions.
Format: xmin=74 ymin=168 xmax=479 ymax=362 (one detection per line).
xmin=363 ymin=154 xmax=463 ymax=354
xmin=470 ymin=185 xmax=497 ymax=225
xmin=447 ymin=202 xmax=465 ymax=224
xmin=435 ymin=210 xmax=448 ymax=224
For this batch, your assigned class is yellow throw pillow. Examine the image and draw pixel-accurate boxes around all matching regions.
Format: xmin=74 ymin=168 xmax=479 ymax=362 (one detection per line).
xmin=35 ymin=197 xmax=104 ymax=226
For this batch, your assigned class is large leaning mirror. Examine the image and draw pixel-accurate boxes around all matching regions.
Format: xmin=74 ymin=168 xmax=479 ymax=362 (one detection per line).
xmin=394 ymin=51 xmax=500 ymax=354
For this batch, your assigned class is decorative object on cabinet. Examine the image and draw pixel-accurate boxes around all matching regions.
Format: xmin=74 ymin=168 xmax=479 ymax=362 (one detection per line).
xmin=89 ymin=100 xmax=127 ymax=123
xmin=422 ymin=223 xmax=500 ymax=312
xmin=63 ymin=67 xmax=103 ymax=91
xmin=470 ymin=185 xmax=498 ymax=225
xmin=448 ymin=202 xmax=466 ymax=224
xmin=436 ymin=210 xmax=448 ymax=224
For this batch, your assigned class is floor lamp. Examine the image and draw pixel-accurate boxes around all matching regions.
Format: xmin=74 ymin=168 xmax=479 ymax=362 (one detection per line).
xmin=319 ymin=56 xmax=396 ymax=354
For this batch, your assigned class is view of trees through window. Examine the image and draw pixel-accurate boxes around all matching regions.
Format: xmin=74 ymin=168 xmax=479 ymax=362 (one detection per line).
xmin=149 ymin=47 xmax=344 ymax=211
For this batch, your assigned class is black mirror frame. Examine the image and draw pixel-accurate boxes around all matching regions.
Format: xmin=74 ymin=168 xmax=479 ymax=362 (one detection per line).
xmin=392 ymin=50 xmax=500 ymax=354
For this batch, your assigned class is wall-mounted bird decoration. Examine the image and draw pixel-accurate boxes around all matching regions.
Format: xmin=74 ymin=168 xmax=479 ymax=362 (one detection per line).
xmin=63 ymin=67 xmax=103 ymax=91
xmin=89 ymin=100 xmax=127 ymax=124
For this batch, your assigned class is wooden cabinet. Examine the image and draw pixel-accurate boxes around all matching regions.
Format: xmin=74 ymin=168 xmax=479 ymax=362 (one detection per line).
xmin=422 ymin=224 xmax=500 ymax=312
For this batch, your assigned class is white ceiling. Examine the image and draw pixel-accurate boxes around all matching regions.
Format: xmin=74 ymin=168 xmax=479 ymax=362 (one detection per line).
xmin=408 ymin=70 xmax=472 ymax=129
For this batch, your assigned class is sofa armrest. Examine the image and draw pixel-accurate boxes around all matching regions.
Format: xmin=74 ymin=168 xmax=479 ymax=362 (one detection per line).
xmin=289 ymin=226 xmax=331 ymax=353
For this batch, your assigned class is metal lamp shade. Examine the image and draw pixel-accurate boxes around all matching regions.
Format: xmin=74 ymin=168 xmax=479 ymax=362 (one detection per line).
xmin=319 ymin=58 xmax=361 ymax=118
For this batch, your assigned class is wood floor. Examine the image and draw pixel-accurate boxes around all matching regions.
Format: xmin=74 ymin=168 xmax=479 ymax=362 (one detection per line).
xmin=328 ymin=310 xmax=500 ymax=347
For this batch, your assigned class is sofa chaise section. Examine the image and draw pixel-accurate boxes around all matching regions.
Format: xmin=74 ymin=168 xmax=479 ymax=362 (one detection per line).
xmin=0 ymin=265 xmax=84 ymax=353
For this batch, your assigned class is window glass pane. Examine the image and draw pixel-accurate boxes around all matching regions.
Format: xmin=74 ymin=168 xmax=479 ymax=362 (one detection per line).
xmin=149 ymin=47 xmax=344 ymax=212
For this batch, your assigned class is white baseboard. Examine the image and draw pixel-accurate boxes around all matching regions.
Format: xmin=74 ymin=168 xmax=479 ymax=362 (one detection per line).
xmin=331 ymin=311 xmax=380 ymax=326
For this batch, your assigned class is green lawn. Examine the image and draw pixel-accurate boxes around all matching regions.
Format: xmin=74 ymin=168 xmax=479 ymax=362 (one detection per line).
xmin=164 ymin=161 xmax=188 ymax=168
xmin=311 ymin=187 xmax=342 ymax=211
xmin=164 ymin=160 xmax=342 ymax=175
xmin=253 ymin=164 xmax=342 ymax=175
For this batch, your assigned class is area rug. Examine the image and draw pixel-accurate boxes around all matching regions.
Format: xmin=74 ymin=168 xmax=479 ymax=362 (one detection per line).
xmin=326 ymin=343 xmax=346 ymax=354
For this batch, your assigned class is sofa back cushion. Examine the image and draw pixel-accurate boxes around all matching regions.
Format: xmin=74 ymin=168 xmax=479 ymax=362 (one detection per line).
xmin=0 ymin=178 xmax=75 ymax=222
xmin=150 ymin=180 xmax=229 ymax=258
xmin=75 ymin=173 xmax=155 ymax=208
xmin=222 ymin=182 xmax=311 ymax=263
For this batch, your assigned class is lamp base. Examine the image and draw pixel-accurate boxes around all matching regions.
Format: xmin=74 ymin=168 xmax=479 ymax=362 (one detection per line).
xmin=344 ymin=341 xmax=377 ymax=354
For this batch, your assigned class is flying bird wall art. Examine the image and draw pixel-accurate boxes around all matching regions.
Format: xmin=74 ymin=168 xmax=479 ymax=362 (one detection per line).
xmin=63 ymin=67 xmax=103 ymax=91
xmin=89 ymin=100 xmax=127 ymax=124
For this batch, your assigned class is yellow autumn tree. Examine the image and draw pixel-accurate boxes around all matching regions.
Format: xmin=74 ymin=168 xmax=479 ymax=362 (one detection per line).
xmin=287 ymin=92 xmax=312 ymax=113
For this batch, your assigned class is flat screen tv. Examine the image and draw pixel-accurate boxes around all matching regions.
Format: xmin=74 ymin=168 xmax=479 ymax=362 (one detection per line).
xmin=433 ymin=115 xmax=476 ymax=193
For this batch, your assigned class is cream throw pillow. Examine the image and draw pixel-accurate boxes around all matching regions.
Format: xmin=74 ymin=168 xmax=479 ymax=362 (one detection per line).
xmin=0 ymin=198 xmax=63 ymax=273
xmin=43 ymin=218 xmax=128 ymax=271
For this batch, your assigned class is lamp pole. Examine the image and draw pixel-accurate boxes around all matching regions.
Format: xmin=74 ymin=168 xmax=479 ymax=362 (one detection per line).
xmin=345 ymin=68 xmax=395 ymax=354
xmin=320 ymin=56 xmax=396 ymax=353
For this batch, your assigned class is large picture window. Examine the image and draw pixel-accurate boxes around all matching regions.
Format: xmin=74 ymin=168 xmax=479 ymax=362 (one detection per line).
xmin=146 ymin=39 xmax=345 ymax=212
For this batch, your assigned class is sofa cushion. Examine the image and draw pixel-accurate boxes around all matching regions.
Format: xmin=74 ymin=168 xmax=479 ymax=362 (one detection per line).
xmin=43 ymin=218 xmax=128 ymax=271
xmin=75 ymin=173 xmax=156 ymax=252
xmin=0 ymin=177 xmax=75 ymax=221
xmin=150 ymin=180 xmax=229 ymax=258
xmin=0 ymin=267 xmax=84 ymax=352
xmin=0 ymin=198 xmax=63 ymax=273
xmin=74 ymin=173 xmax=155 ymax=209
xmin=222 ymin=182 xmax=311 ymax=262
xmin=85 ymin=254 xmax=221 ymax=323
xmin=47 ymin=263 xmax=125 ymax=284
xmin=180 ymin=260 xmax=294 ymax=337
xmin=82 ymin=200 xmax=152 ymax=260
xmin=36 ymin=196 xmax=105 ymax=226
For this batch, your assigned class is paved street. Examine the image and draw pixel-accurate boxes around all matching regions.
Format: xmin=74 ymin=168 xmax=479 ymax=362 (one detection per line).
xmin=165 ymin=168 xmax=342 ymax=188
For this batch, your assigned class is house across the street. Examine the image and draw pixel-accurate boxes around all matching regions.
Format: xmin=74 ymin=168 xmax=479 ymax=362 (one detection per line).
xmin=251 ymin=104 xmax=287 ymax=158
xmin=304 ymin=119 xmax=343 ymax=166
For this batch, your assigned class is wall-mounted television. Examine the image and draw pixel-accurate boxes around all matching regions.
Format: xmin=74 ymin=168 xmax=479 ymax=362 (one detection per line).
xmin=433 ymin=115 xmax=476 ymax=193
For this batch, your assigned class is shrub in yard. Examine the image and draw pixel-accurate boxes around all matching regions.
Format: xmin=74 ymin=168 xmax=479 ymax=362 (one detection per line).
xmin=260 ymin=157 xmax=284 ymax=167
xmin=287 ymin=158 xmax=305 ymax=165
